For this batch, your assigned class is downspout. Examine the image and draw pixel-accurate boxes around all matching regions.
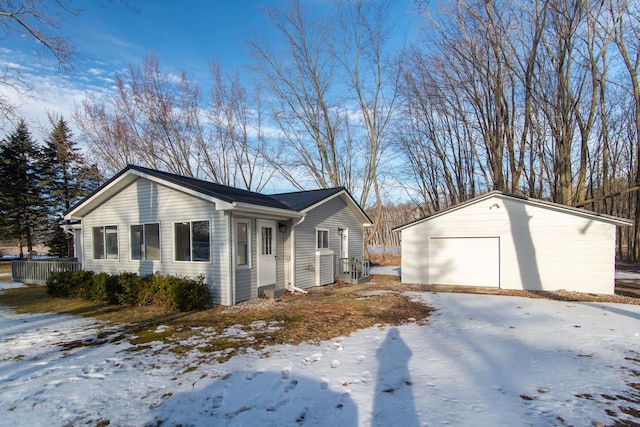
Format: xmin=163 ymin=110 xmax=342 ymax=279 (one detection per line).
xmin=289 ymin=215 xmax=308 ymax=294
xmin=229 ymin=212 xmax=236 ymax=306
xmin=61 ymin=222 xmax=80 ymax=264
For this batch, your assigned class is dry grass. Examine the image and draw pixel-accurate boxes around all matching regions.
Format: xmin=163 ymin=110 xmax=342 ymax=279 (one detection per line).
xmin=0 ymin=277 xmax=433 ymax=362
xmin=0 ymin=260 xmax=11 ymax=275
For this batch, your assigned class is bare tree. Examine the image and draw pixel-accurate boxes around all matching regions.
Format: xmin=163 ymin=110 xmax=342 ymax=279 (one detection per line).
xmin=608 ymin=0 xmax=640 ymax=259
xmin=249 ymin=0 xmax=349 ymax=191
xmin=334 ymin=0 xmax=399 ymax=244
xmin=0 ymin=0 xmax=76 ymax=121
xmin=397 ymin=0 xmax=640 ymax=257
xmin=74 ymin=54 xmax=273 ymax=191
xmin=203 ymin=62 xmax=273 ymax=191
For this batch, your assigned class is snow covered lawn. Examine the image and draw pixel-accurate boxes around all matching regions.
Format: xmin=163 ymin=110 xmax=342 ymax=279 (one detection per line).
xmin=1 ymin=283 xmax=640 ymax=426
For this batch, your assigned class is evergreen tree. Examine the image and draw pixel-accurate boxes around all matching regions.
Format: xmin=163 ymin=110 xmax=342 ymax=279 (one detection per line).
xmin=41 ymin=118 xmax=103 ymax=257
xmin=0 ymin=120 xmax=47 ymax=258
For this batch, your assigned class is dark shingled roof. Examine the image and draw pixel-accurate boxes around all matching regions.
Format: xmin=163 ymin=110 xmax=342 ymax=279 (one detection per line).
xmin=66 ymin=165 xmax=364 ymax=218
xmin=270 ymin=187 xmax=345 ymax=211
xmin=117 ymin=165 xmax=295 ymax=211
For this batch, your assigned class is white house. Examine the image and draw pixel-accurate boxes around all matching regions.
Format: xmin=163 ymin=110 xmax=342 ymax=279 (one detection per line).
xmin=394 ymin=192 xmax=632 ymax=295
xmin=64 ymin=165 xmax=372 ymax=305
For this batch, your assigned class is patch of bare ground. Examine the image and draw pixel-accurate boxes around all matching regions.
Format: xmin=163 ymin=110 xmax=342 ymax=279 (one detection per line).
xmin=0 ymin=280 xmax=433 ymax=363
xmin=217 ymin=279 xmax=433 ymax=345
xmin=0 ymin=260 xmax=11 ymax=275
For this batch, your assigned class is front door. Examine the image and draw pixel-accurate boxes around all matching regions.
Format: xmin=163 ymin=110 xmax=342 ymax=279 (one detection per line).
xmin=257 ymin=220 xmax=277 ymax=287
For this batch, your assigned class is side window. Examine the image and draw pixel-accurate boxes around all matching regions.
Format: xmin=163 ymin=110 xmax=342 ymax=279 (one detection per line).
xmin=93 ymin=225 xmax=118 ymax=259
xmin=93 ymin=226 xmax=105 ymax=259
xmin=316 ymin=229 xmax=329 ymax=250
xmin=174 ymin=220 xmax=210 ymax=262
xmin=131 ymin=223 xmax=160 ymax=261
xmin=191 ymin=220 xmax=210 ymax=261
xmin=237 ymin=220 xmax=250 ymax=267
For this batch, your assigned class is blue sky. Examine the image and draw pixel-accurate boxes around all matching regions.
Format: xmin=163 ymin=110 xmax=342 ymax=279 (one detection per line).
xmin=0 ymin=1 xmax=275 ymax=137
xmin=0 ymin=0 xmax=420 ymax=144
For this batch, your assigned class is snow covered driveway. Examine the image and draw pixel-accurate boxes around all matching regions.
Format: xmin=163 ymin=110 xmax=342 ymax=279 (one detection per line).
xmin=1 ymin=286 xmax=639 ymax=426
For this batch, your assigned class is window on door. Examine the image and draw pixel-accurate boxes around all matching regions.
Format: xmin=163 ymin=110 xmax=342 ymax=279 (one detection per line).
xmin=262 ymin=226 xmax=273 ymax=255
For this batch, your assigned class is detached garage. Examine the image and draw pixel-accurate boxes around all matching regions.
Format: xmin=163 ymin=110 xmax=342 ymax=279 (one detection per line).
xmin=394 ymin=192 xmax=632 ymax=295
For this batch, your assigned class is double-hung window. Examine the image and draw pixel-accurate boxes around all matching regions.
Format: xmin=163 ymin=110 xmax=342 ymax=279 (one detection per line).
xmin=93 ymin=225 xmax=118 ymax=259
xmin=131 ymin=223 xmax=160 ymax=261
xmin=174 ymin=220 xmax=210 ymax=262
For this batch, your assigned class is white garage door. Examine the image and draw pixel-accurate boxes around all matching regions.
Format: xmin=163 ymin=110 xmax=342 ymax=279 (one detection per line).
xmin=429 ymin=237 xmax=500 ymax=287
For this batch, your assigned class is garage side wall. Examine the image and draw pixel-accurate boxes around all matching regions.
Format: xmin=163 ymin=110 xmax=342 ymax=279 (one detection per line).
xmin=401 ymin=195 xmax=617 ymax=294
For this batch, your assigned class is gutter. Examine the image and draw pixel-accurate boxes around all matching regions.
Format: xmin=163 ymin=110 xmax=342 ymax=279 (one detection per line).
xmin=230 ymin=202 xmax=304 ymax=218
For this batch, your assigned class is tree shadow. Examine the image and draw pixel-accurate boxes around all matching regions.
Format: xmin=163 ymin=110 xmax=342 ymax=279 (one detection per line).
xmin=504 ymin=200 xmax=543 ymax=290
xmin=583 ymin=302 xmax=640 ymax=321
xmin=372 ymin=327 xmax=419 ymax=427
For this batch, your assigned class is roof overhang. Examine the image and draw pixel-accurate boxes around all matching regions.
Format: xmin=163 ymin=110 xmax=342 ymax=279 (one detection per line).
xmin=231 ymin=202 xmax=304 ymax=219
xmin=393 ymin=191 xmax=633 ymax=232
xmin=300 ymin=189 xmax=372 ymax=226
xmin=65 ymin=168 xmax=302 ymax=220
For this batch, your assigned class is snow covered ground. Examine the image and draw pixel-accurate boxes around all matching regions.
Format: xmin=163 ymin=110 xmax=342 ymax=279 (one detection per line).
xmin=1 ymin=281 xmax=640 ymax=426
xmin=368 ymin=265 xmax=401 ymax=276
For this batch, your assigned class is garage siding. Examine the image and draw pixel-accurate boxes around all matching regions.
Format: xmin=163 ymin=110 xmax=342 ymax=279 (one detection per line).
xmin=400 ymin=194 xmax=619 ymax=294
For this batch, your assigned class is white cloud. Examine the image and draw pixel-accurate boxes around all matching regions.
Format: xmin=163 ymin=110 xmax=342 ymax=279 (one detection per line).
xmin=0 ymin=67 xmax=114 ymax=140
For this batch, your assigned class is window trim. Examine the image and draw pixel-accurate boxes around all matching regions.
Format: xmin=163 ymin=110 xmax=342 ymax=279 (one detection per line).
xmin=173 ymin=219 xmax=211 ymax=263
xmin=316 ymin=228 xmax=330 ymax=253
xmin=236 ymin=219 xmax=252 ymax=269
xmin=92 ymin=225 xmax=119 ymax=260
xmin=130 ymin=222 xmax=161 ymax=261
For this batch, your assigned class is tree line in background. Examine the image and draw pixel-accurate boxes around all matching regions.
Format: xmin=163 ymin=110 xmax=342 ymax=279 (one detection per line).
xmin=397 ymin=0 xmax=640 ymax=260
xmin=0 ymin=118 xmax=102 ymax=258
xmin=2 ymin=0 xmax=640 ymax=260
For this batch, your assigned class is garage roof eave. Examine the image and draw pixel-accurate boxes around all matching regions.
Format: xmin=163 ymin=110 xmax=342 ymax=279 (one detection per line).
xmin=392 ymin=191 xmax=634 ymax=232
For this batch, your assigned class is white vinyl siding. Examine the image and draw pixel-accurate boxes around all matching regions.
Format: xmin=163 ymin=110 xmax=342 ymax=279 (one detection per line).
xmin=80 ymin=178 xmax=230 ymax=305
xmin=234 ymin=217 xmax=256 ymax=303
xmin=400 ymin=194 xmax=619 ymax=295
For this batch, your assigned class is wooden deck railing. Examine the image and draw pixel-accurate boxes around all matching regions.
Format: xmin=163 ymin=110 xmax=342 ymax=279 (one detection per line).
xmin=11 ymin=259 xmax=82 ymax=286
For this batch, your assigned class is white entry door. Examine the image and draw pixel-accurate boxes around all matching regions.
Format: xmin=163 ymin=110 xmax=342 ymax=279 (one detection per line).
xmin=257 ymin=220 xmax=277 ymax=287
